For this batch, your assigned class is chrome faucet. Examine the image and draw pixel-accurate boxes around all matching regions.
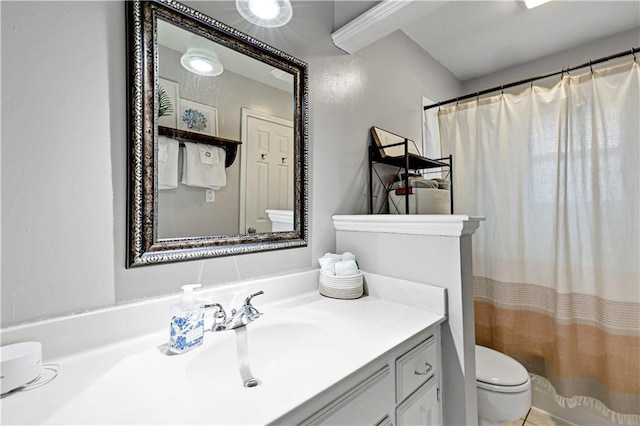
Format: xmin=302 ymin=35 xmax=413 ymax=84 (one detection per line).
xmin=224 ymin=291 xmax=264 ymax=330
xmin=205 ymin=291 xmax=264 ymax=332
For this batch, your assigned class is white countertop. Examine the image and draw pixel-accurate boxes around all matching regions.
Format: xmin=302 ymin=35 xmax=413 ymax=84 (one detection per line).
xmin=1 ymin=271 xmax=445 ymax=425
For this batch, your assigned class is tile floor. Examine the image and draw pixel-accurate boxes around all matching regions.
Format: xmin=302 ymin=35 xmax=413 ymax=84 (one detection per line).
xmin=502 ymin=407 xmax=575 ymax=426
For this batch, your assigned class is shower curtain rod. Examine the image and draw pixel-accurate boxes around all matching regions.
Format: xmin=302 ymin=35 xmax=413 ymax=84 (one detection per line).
xmin=424 ymin=46 xmax=639 ymax=111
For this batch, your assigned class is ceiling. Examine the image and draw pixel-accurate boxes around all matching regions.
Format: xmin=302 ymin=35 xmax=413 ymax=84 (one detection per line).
xmin=334 ymin=1 xmax=640 ymax=82
xmin=402 ymin=1 xmax=640 ymax=81
xmin=158 ymin=19 xmax=293 ymax=93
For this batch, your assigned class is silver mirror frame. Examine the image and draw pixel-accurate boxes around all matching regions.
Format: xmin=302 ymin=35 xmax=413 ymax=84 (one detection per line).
xmin=126 ymin=0 xmax=308 ymax=267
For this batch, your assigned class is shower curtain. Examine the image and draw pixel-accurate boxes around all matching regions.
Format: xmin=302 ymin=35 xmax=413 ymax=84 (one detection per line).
xmin=438 ymin=60 xmax=639 ymax=421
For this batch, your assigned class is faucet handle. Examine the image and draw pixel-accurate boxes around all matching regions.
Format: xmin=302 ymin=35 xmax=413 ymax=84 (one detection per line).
xmin=243 ymin=291 xmax=264 ymax=323
xmin=204 ymin=303 xmax=227 ymax=332
xmin=244 ymin=290 xmax=264 ymax=306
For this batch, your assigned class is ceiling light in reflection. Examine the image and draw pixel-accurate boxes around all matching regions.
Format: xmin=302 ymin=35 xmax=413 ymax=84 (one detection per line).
xmin=180 ymin=49 xmax=224 ymax=76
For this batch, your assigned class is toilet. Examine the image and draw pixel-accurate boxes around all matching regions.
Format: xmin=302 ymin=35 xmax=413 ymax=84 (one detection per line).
xmin=476 ymin=345 xmax=532 ymax=426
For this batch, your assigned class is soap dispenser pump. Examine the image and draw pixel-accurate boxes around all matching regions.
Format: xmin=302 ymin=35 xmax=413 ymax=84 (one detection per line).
xmin=168 ymin=284 xmax=205 ymax=354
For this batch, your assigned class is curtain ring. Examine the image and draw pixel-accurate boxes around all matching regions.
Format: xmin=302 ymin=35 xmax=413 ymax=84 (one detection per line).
xmin=589 ymin=60 xmax=593 ymax=74
xmin=632 ymin=48 xmax=637 ymax=62
xmin=456 ymin=97 xmax=459 ymax=106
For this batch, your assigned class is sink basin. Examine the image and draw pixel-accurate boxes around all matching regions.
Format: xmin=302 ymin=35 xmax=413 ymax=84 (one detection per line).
xmin=41 ymin=313 xmax=348 ymax=425
xmin=186 ymin=317 xmax=338 ymax=389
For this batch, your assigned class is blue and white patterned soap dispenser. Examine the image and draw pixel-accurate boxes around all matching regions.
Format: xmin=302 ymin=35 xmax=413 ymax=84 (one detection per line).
xmin=168 ymin=284 xmax=205 ymax=354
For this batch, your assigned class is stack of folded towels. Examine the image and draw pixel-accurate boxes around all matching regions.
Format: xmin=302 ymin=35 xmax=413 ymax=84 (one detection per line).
xmin=317 ymin=252 xmax=363 ymax=299
xmin=318 ymin=252 xmax=359 ymax=276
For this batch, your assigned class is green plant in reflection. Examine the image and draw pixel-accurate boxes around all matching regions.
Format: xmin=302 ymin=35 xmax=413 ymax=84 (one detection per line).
xmin=158 ymin=85 xmax=174 ymax=117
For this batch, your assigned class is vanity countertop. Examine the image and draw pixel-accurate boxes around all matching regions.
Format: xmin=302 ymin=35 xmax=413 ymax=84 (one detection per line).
xmin=1 ymin=271 xmax=446 ymax=425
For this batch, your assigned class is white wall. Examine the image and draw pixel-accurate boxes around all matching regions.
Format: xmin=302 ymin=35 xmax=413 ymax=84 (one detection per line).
xmin=335 ymin=216 xmax=482 ymax=425
xmin=2 ymin=1 xmax=118 ymax=324
xmin=0 ymin=1 xmax=460 ymax=327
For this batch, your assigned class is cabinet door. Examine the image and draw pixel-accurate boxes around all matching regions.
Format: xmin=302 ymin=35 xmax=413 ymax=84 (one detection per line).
xmin=302 ymin=366 xmax=392 ymax=426
xmin=396 ymin=377 xmax=441 ymax=426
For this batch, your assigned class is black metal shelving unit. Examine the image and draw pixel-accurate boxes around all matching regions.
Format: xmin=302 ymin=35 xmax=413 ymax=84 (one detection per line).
xmin=368 ymin=139 xmax=453 ymax=215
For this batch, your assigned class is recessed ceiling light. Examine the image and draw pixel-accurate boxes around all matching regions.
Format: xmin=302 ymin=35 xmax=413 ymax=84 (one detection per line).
xmin=236 ymin=0 xmax=293 ymax=28
xmin=524 ymin=0 xmax=552 ymax=9
xmin=180 ymin=49 xmax=223 ymax=76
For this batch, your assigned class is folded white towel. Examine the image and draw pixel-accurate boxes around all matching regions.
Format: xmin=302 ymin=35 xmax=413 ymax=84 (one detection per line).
xmin=342 ymin=252 xmax=356 ymax=262
xmin=158 ymin=136 xmax=179 ymax=190
xmin=181 ymin=142 xmax=226 ymax=190
xmin=318 ymin=257 xmax=337 ymax=275
xmin=318 ymin=252 xmax=359 ymax=276
xmin=324 ymin=253 xmax=343 ymax=261
xmin=335 ymin=260 xmax=359 ymax=276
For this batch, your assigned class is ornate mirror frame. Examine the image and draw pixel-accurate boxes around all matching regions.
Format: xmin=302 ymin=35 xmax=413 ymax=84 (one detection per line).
xmin=126 ymin=0 xmax=309 ymax=267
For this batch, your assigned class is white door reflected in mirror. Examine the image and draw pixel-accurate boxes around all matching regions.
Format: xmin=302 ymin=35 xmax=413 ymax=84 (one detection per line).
xmin=240 ymin=109 xmax=294 ymax=234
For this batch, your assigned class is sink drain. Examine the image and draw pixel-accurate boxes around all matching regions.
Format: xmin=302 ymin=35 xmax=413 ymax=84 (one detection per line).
xmin=244 ymin=377 xmax=261 ymax=388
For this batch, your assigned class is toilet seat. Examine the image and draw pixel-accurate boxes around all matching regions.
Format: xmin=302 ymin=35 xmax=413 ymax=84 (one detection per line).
xmin=476 ymin=345 xmax=530 ymax=394
xmin=477 ymin=377 xmax=531 ymax=393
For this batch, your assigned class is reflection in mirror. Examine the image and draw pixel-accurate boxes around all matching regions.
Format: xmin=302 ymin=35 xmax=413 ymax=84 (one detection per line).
xmin=127 ymin=0 xmax=308 ymax=267
xmin=156 ymin=19 xmax=295 ymax=238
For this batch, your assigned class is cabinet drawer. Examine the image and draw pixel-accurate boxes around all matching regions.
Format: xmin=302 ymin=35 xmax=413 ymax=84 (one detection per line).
xmin=395 ymin=335 xmax=438 ymax=403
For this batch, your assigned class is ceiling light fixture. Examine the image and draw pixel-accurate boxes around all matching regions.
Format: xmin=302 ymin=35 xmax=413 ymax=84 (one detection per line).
xmin=236 ymin=0 xmax=293 ymax=28
xmin=524 ymin=0 xmax=552 ymax=9
xmin=180 ymin=49 xmax=224 ymax=76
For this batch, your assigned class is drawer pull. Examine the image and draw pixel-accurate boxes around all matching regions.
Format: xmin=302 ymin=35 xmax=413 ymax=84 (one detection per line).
xmin=414 ymin=362 xmax=433 ymax=376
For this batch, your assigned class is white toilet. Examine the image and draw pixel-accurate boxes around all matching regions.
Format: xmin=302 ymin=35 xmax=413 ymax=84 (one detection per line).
xmin=476 ymin=345 xmax=532 ymax=426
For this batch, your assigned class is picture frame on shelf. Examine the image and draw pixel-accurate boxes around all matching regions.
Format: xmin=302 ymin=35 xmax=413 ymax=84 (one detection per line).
xmin=177 ymin=99 xmax=218 ymax=136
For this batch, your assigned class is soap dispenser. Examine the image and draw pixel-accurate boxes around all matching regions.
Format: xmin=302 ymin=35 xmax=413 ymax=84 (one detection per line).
xmin=168 ymin=284 xmax=205 ymax=354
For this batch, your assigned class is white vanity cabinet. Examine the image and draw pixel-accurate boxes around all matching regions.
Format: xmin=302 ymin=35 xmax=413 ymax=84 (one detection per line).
xmin=281 ymin=325 xmax=442 ymax=426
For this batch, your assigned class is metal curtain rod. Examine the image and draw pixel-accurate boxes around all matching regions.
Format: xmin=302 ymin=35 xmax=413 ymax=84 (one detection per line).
xmin=424 ymin=47 xmax=639 ymax=111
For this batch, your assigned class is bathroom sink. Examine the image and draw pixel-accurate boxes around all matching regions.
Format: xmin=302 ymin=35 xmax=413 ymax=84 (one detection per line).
xmin=185 ymin=316 xmax=340 ymax=389
xmin=40 ymin=312 xmax=347 ymax=425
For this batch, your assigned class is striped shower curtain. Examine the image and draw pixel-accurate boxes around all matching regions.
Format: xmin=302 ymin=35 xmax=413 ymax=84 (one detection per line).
xmin=438 ymin=59 xmax=639 ymax=422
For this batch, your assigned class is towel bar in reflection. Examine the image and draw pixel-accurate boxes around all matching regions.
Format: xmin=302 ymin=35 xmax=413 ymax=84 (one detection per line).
xmin=158 ymin=126 xmax=241 ymax=168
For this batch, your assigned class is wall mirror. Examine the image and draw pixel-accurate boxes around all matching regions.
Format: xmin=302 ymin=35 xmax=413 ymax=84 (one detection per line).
xmin=126 ymin=0 xmax=308 ymax=267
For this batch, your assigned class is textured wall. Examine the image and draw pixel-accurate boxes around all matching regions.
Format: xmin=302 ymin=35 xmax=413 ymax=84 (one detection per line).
xmin=1 ymin=1 xmax=460 ymax=327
